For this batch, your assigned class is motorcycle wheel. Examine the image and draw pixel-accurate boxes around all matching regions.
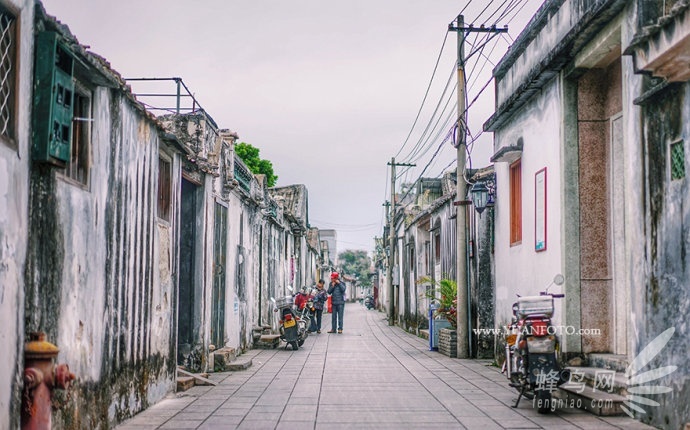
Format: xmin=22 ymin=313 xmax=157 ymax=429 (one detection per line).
xmin=536 ymin=390 xmax=551 ymax=414
xmin=288 ymin=340 xmax=299 ymax=350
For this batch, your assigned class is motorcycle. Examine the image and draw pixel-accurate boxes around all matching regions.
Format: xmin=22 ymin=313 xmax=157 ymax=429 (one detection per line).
xmin=271 ymin=290 xmax=301 ymax=350
xmin=364 ymin=294 xmax=375 ymax=310
xmin=502 ymin=274 xmax=571 ymax=414
xmin=295 ymin=288 xmax=316 ymax=342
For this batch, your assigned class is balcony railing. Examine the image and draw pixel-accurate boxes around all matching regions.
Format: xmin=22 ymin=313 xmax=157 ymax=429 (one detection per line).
xmin=233 ymin=154 xmax=253 ymax=194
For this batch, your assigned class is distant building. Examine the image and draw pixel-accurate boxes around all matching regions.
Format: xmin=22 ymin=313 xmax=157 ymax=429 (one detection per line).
xmin=320 ymin=229 xmax=338 ymax=266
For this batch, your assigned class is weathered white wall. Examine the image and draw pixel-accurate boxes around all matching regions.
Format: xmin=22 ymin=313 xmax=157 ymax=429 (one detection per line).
xmin=493 ymin=80 xmax=565 ymax=328
xmin=224 ymin=195 xmax=243 ymax=350
xmin=0 ymin=1 xmax=33 ymax=427
xmin=496 ymin=0 xmax=595 ymax=107
xmin=53 ymin=93 xmax=176 ymax=424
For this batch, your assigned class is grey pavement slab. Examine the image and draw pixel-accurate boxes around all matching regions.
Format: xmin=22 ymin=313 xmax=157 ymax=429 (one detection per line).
xmin=116 ymin=303 xmax=657 ymax=430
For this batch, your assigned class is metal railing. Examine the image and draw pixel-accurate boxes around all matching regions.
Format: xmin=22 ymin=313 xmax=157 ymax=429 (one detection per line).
xmin=233 ymin=153 xmax=253 ymax=194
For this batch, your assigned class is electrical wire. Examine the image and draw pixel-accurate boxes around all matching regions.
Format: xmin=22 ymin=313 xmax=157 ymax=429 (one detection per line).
xmin=385 ymin=0 xmax=534 ymax=223
xmin=404 ymin=85 xmax=458 ymax=165
xmin=399 ymin=31 xmax=500 ymax=176
xmin=459 ymin=0 xmax=476 ymax=15
xmin=503 ymin=0 xmax=531 ymax=26
xmin=398 ymin=63 xmax=457 ymax=164
xmin=482 ymin=0 xmax=513 ymax=25
xmin=395 ymin=32 xmax=450 ymax=159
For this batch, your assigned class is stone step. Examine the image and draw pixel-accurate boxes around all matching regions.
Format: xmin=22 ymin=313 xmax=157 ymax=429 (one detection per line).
xmin=213 ymin=347 xmax=238 ymax=372
xmin=176 ymin=376 xmax=194 ymax=392
xmin=255 ymin=334 xmax=281 ymax=349
xmin=566 ymin=366 xmax=628 ymax=396
xmin=558 ymin=384 xmax=627 ymax=416
xmin=192 ymin=373 xmax=214 ymax=386
xmin=588 ymin=353 xmax=629 ymax=373
xmin=226 ymin=355 xmax=253 ymax=371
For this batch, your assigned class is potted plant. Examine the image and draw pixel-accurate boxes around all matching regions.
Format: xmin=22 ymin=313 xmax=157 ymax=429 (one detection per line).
xmin=418 ymin=276 xmax=457 ymax=329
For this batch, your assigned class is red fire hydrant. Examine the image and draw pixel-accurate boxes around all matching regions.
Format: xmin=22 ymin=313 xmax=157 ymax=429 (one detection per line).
xmin=21 ymin=332 xmax=75 ymax=430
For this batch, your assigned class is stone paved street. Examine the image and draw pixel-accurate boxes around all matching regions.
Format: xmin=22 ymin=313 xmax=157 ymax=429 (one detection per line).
xmin=116 ymin=303 xmax=656 ymax=430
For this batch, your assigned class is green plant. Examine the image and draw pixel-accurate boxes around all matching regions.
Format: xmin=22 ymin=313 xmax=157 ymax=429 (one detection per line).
xmin=235 ymin=142 xmax=278 ymax=187
xmin=418 ymin=276 xmax=457 ymax=329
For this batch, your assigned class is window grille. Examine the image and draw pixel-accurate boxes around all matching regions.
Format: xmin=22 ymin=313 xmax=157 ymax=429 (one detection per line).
xmin=65 ymin=89 xmax=91 ymax=185
xmin=0 ymin=10 xmax=15 ymax=140
xmin=671 ymin=140 xmax=685 ymax=181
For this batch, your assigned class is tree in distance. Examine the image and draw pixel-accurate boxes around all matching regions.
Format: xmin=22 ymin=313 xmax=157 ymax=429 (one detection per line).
xmin=235 ymin=142 xmax=278 ymax=187
xmin=338 ymin=250 xmax=372 ymax=287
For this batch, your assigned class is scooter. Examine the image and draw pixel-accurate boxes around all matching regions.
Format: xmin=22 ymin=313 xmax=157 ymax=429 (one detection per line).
xmin=502 ymin=274 xmax=571 ymax=414
xmin=271 ymin=291 xmax=301 ymax=350
xmin=364 ymin=294 xmax=375 ymax=310
xmin=295 ymin=289 xmax=315 ymax=344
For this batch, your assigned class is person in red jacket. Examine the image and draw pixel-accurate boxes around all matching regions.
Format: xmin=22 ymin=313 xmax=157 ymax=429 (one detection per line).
xmin=294 ymin=286 xmax=310 ymax=310
xmin=327 ymin=272 xmax=346 ymax=334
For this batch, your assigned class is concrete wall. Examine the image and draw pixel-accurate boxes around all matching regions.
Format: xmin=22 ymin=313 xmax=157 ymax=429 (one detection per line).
xmin=636 ymin=79 xmax=690 ymax=430
xmin=495 ymin=0 xmax=616 ymax=107
xmin=493 ymin=81 xmax=565 ymax=330
xmin=0 ymin=1 xmax=33 ymax=428
xmin=25 ymin=87 xmax=178 ymax=427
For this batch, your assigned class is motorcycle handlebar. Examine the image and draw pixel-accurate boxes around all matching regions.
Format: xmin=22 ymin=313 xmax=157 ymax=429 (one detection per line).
xmin=539 ymin=292 xmax=565 ymax=298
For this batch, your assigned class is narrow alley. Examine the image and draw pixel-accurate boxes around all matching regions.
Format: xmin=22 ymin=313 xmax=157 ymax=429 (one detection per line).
xmin=116 ymin=304 xmax=654 ymax=430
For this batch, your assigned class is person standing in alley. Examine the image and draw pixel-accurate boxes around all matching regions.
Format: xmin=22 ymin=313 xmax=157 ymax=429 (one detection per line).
xmin=294 ymin=286 xmax=310 ymax=311
xmin=327 ymin=272 xmax=346 ymax=333
xmin=311 ymin=279 xmax=328 ymax=333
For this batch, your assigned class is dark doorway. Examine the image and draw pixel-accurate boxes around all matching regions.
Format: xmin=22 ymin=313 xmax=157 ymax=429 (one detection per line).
xmin=211 ymin=203 xmax=228 ymax=348
xmin=178 ymin=178 xmax=198 ymax=364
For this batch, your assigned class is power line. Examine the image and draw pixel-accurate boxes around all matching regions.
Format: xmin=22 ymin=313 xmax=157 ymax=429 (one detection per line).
xmin=504 ymin=0 xmax=531 ymax=25
xmin=482 ymin=0 xmax=513 ymax=25
xmin=398 ymin=63 xmax=457 ymax=163
xmin=459 ymin=0 xmax=476 ymax=15
xmin=395 ymin=32 xmax=450 ymax=159
xmin=399 ymin=31 xmax=501 ymax=182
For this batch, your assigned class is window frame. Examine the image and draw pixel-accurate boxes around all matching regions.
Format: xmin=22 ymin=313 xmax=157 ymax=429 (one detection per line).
xmin=0 ymin=4 xmax=18 ymax=147
xmin=157 ymin=156 xmax=172 ymax=222
xmin=509 ymin=158 xmax=522 ymax=246
xmin=63 ymin=81 xmax=92 ymax=186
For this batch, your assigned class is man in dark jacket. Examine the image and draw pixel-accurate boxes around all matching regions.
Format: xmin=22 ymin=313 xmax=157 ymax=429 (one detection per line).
xmin=327 ymin=272 xmax=346 ymax=333
xmin=311 ymin=279 xmax=328 ymax=333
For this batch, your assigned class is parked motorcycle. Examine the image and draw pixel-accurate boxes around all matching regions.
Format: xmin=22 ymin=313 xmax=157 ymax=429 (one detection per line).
xmin=364 ymin=294 xmax=375 ymax=310
xmin=502 ymin=274 xmax=571 ymax=414
xmin=271 ymin=291 xmax=301 ymax=350
xmin=295 ymin=288 xmax=315 ymax=345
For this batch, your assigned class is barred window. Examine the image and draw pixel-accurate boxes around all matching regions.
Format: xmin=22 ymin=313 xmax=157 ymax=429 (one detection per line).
xmin=65 ymin=86 xmax=91 ymax=185
xmin=671 ymin=140 xmax=685 ymax=181
xmin=0 ymin=8 xmax=16 ymax=142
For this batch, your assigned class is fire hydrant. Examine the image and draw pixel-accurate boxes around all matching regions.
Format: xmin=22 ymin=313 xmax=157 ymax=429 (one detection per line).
xmin=21 ymin=332 xmax=75 ymax=430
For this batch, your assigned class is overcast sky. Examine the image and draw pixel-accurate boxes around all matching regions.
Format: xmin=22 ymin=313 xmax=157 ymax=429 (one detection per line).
xmin=41 ymin=0 xmax=541 ymax=253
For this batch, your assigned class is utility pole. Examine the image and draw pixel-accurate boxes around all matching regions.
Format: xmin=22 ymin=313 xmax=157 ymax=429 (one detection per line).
xmin=448 ymin=15 xmax=507 ymax=358
xmin=387 ymin=157 xmax=415 ymax=326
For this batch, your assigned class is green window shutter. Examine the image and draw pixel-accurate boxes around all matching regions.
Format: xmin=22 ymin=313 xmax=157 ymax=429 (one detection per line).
xmin=32 ymin=31 xmax=74 ymax=165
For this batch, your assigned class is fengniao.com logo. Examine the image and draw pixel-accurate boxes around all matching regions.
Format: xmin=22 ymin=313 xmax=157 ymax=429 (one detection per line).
xmin=622 ymin=327 xmax=677 ymax=418
xmin=533 ymin=327 xmax=677 ymax=415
